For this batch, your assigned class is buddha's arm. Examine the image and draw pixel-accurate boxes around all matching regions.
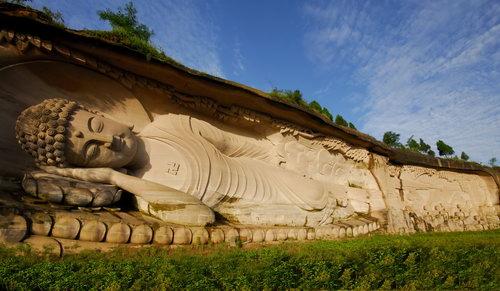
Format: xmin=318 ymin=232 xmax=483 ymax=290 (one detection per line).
xmin=40 ymin=166 xmax=205 ymax=205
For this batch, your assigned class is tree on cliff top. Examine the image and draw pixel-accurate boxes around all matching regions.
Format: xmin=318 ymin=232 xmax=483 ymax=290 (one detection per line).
xmin=460 ymin=151 xmax=469 ymax=161
xmin=406 ymin=136 xmax=420 ymax=152
xmin=335 ymin=114 xmax=348 ymax=127
xmin=436 ymin=140 xmax=454 ymax=157
xmin=419 ymin=139 xmax=431 ymax=154
xmin=382 ymin=131 xmax=402 ymax=148
xmin=269 ymin=88 xmax=306 ymax=107
xmin=98 ymin=2 xmax=153 ymax=42
xmin=90 ymin=1 xmax=176 ymax=62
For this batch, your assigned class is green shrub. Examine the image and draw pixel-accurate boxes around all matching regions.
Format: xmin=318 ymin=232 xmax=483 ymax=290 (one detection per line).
xmin=0 ymin=230 xmax=497 ymax=289
xmin=335 ymin=114 xmax=348 ymax=127
xmin=81 ymin=29 xmax=177 ymax=64
xmin=269 ymin=88 xmax=307 ymax=108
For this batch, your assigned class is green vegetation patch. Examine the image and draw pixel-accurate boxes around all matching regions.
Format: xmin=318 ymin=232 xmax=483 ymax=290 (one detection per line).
xmin=1 ymin=230 xmax=498 ymax=290
xmin=79 ymin=2 xmax=186 ymax=69
xmin=80 ymin=29 xmax=178 ymax=64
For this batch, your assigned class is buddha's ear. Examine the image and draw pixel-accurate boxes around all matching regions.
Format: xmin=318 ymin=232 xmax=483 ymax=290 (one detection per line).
xmin=100 ymin=112 xmax=137 ymax=133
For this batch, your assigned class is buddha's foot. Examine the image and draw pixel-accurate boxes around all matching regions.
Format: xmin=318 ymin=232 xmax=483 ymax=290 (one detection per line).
xmin=22 ymin=170 xmax=121 ymax=207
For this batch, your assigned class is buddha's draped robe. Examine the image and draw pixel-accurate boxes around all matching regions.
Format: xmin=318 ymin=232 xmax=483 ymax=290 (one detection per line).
xmin=135 ymin=114 xmax=330 ymax=212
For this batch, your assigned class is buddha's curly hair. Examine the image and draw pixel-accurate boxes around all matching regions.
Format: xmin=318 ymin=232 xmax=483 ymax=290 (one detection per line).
xmin=15 ymin=98 xmax=81 ymax=167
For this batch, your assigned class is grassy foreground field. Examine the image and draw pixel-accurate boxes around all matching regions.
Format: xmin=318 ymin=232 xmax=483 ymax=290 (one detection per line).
xmin=0 ymin=230 xmax=498 ymax=290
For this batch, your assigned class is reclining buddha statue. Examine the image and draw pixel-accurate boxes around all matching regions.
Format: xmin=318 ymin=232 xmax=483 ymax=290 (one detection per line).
xmin=15 ymin=98 xmax=365 ymax=227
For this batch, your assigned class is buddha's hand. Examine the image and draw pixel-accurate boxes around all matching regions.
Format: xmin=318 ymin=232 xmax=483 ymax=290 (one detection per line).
xmin=21 ymin=167 xmax=122 ymax=207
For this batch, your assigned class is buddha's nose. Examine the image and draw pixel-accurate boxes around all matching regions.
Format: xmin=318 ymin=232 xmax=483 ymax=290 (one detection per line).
xmin=86 ymin=132 xmax=123 ymax=151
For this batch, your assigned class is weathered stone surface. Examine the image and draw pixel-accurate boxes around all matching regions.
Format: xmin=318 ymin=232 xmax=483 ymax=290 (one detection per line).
xmin=106 ymin=222 xmax=131 ymax=243
xmin=210 ymin=228 xmax=225 ymax=244
xmin=64 ymin=188 xmax=93 ymax=206
xmin=52 ymin=216 xmax=80 ymax=239
xmin=338 ymin=227 xmax=346 ymax=238
xmin=21 ymin=175 xmax=37 ymax=196
xmin=92 ymin=189 xmax=116 ymax=206
xmin=130 ymin=224 xmax=153 ymax=244
xmin=238 ymin=228 xmax=252 ymax=243
xmin=224 ymin=228 xmax=239 ymax=244
xmin=172 ymin=227 xmax=192 ymax=245
xmin=287 ymin=229 xmax=298 ymax=240
xmin=56 ymin=237 xmax=122 ymax=254
xmin=307 ymin=229 xmax=316 ymax=240
xmin=352 ymin=226 xmax=359 ymax=237
xmin=191 ymin=227 xmax=209 ymax=245
xmin=153 ymin=226 xmax=173 ymax=245
xmin=252 ymin=229 xmax=265 ymax=242
xmin=346 ymin=227 xmax=353 ymax=238
xmin=29 ymin=212 xmax=53 ymax=236
xmin=297 ymin=228 xmax=308 ymax=240
xmin=79 ymin=220 xmax=106 ymax=242
xmin=23 ymin=236 xmax=62 ymax=256
xmin=37 ymin=181 xmax=63 ymax=203
xmin=265 ymin=229 xmax=276 ymax=242
xmin=0 ymin=214 xmax=27 ymax=243
xmin=331 ymin=226 xmax=340 ymax=238
xmin=315 ymin=228 xmax=326 ymax=239
xmin=276 ymin=229 xmax=288 ymax=241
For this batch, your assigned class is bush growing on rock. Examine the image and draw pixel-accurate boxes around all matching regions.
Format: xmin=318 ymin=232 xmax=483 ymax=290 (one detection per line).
xmin=436 ymin=140 xmax=455 ymax=157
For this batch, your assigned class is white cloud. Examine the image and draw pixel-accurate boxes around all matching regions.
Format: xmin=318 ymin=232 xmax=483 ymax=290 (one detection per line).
xmin=142 ymin=0 xmax=225 ymax=77
xmin=303 ymin=0 xmax=500 ymax=162
xmin=232 ymin=38 xmax=245 ymax=76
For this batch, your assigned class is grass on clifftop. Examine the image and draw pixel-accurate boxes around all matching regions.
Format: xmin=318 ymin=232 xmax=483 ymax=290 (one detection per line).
xmin=80 ymin=30 xmax=183 ymax=66
xmin=1 ymin=230 xmax=498 ymax=290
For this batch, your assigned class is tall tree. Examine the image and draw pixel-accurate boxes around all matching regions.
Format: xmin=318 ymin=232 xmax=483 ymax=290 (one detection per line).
xmin=98 ymin=2 xmax=153 ymax=42
xmin=308 ymin=100 xmax=322 ymax=112
xmin=335 ymin=115 xmax=348 ymax=127
xmin=382 ymin=131 xmax=402 ymax=148
xmin=348 ymin=122 xmax=357 ymax=130
xmin=321 ymin=107 xmax=333 ymax=121
xmin=460 ymin=151 xmax=469 ymax=161
xmin=436 ymin=140 xmax=454 ymax=157
xmin=406 ymin=136 xmax=420 ymax=152
xmin=418 ymin=138 xmax=431 ymax=154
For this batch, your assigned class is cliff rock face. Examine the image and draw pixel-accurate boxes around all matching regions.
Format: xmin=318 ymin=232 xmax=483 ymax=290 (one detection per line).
xmin=0 ymin=4 xmax=498 ymax=251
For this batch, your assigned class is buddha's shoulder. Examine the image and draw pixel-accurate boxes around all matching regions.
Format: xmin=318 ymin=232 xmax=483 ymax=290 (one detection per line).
xmin=140 ymin=114 xmax=191 ymax=133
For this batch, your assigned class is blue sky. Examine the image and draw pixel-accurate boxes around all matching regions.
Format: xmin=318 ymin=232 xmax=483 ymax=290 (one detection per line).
xmin=31 ymin=0 xmax=499 ymax=163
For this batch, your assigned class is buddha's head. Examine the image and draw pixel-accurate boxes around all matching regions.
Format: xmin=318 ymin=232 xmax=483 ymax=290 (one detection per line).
xmin=15 ymin=98 xmax=137 ymax=168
